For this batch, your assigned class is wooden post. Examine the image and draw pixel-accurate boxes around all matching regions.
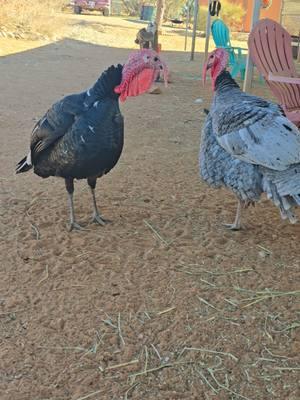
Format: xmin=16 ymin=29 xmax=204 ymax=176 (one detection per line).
xmin=184 ymin=4 xmax=190 ymax=51
xmin=190 ymin=0 xmax=199 ymax=60
xmin=204 ymin=2 xmax=211 ymax=61
xmin=243 ymin=0 xmax=261 ymax=92
xmin=153 ymin=28 xmax=159 ymax=52
xmin=297 ymin=30 xmax=300 ymax=63
xmin=154 ymin=0 xmax=165 ymax=51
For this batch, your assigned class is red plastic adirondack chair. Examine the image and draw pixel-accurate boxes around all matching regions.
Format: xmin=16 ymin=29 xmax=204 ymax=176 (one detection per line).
xmin=248 ymin=18 xmax=300 ymax=127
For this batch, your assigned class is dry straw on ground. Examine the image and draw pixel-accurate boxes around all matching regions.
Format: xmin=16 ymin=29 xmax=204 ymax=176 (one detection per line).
xmin=0 ymin=0 xmax=66 ymax=39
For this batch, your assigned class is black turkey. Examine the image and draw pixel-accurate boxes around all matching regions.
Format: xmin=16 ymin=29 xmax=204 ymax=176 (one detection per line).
xmin=16 ymin=49 xmax=168 ymax=230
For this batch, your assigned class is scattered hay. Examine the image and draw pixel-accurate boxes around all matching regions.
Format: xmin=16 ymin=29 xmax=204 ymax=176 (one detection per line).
xmin=0 ymin=0 xmax=66 ymax=39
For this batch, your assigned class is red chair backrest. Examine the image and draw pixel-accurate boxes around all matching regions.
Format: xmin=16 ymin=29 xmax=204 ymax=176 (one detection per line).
xmin=248 ymin=18 xmax=300 ymax=112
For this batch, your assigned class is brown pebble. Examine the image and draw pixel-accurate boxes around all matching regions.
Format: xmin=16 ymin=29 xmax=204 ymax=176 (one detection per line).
xmin=148 ymin=86 xmax=161 ymax=94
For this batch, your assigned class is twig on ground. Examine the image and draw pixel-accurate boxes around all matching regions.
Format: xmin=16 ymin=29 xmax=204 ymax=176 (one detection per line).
xmin=199 ymin=278 xmax=217 ymax=287
xmin=244 ymin=369 xmax=252 ymax=383
xmin=129 ymin=360 xmax=196 ymax=379
xmin=144 ymin=220 xmax=169 ymax=246
xmin=102 ymin=318 xmax=117 ymax=329
xmin=75 ymin=389 xmax=105 ymax=400
xmin=37 ymin=265 xmax=49 ymax=286
xmin=197 ymin=296 xmax=221 ymax=312
xmin=124 ymin=382 xmax=140 ymax=400
xmin=195 ymin=367 xmax=218 ymax=394
xmin=271 ymin=322 xmax=300 ymax=333
xmin=157 ymin=306 xmax=176 ymax=316
xmin=218 ymin=383 xmax=252 ymax=400
xmin=233 ymin=287 xmax=300 ymax=308
xmin=129 ymin=364 xmax=174 ymax=378
xmin=30 ymin=222 xmax=40 ymax=240
xmin=264 ymin=315 xmax=273 ymax=342
xmin=207 ymin=367 xmax=227 ymax=389
xmin=151 ymin=343 xmax=162 ymax=361
xmin=257 ymin=245 xmax=272 ymax=254
xmin=179 ymin=347 xmax=238 ymax=362
xmin=208 ymin=368 xmax=252 ymax=400
xmin=104 ymin=359 xmax=139 ymax=371
xmin=144 ymin=345 xmax=149 ymax=372
xmin=176 ymin=264 xmax=254 ymax=276
xmin=38 ymin=346 xmax=87 ymax=352
xmin=263 ymin=347 xmax=293 ymax=359
xmin=270 ymin=366 xmax=300 ymax=371
xmin=118 ymin=313 xmax=125 ymax=346
xmin=144 ymin=311 xmax=151 ymax=320
xmin=223 ymin=298 xmax=239 ymax=307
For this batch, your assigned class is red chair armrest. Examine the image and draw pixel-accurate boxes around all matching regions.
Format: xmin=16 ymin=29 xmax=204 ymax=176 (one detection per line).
xmin=268 ymin=73 xmax=300 ymax=85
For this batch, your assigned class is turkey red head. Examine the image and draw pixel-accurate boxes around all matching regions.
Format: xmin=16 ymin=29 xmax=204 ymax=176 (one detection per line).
xmin=202 ymin=48 xmax=229 ymax=89
xmin=114 ymin=49 xmax=168 ymax=102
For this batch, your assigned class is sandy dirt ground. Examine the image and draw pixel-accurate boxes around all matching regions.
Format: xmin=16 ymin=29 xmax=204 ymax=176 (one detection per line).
xmin=0 ymin=14 xmax=300 ymax=400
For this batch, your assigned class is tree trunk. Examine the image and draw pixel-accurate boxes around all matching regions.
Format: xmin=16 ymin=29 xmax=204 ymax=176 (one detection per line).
xmin=154 ymin=0 xmax=165 ymax=51
xmin=155 ymin=0 xmax=165 ymax=30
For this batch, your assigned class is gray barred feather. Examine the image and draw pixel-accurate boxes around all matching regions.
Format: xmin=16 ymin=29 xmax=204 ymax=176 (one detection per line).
xmin=199 ymin=113 xmax=262 ymax=203
xmin=211 ymin=72 xmax=300 ymax=172
xmin=201 ymin=70 xmax=300 ymax=224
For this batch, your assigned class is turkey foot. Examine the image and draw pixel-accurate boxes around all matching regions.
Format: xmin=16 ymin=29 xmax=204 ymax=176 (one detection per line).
xmin=88 ymin=180 xmax=111 ymax=226
xmin=223 ymin=200 xmax=242 ymax=231
xmin=66 ymin=182 xmax=85 ymax=232
xmin=223 ymin=222 xmax=241 ymax=231
xmin=69 ymin=221 xmax=85 ymax=232
xmin=92 ymin=212 xmax=109 ymax=226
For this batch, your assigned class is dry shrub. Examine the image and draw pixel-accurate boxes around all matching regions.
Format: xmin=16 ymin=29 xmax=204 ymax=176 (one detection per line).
xmin=220 ymin=0 xmax=246 ymax=31
xmin=197 ymin=6 xmax=209 ymax=32
xmin=194 ymin=0 xmax=246 ymax=32
xmin=0 ymin=0 xmax=67 ymax=38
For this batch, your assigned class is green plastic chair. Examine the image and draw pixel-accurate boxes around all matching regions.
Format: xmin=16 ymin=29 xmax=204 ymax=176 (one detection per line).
xmin=211 ymin=19 xmax=247 ymax=79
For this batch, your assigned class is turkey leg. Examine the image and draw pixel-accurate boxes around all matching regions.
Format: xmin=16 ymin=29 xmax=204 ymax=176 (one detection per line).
xmin=224 ymin=199 xmax=242 ymax=231
xmin=87 ymin=177 xmax=108 ymax=226
xmin=65 ymin=178 xmax=84 ymax=231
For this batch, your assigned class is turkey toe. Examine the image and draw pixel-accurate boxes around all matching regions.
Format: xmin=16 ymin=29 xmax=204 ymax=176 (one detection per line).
xmin=223 ymin=223 xmax=242 ymax=231
xmin=68 ymin=221 xmax=85 ymax=232
xmin=92 ymin=213 xmax=109 ymax=225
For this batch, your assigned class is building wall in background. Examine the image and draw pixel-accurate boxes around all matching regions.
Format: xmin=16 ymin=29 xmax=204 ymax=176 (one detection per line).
xmin=243 ymin=0 xmax=282 ymax=32
xmin=280 ymin=0 xmax=300 ymax=36
xmin=200 ymin=0 xmax=283 ymax=32
xmin=194 ymin=0 xmax=298 ymax=34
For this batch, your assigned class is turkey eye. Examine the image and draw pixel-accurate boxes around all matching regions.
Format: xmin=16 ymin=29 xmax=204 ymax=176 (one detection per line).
xmin=154 ymin=56 xmax=158 ymax=61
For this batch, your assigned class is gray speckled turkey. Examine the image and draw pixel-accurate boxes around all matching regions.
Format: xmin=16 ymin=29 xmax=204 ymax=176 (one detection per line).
xmin=200 ymin=48 xmax=300 ymax=230
xmin=16 ymin=49 xmax=168 ymax=231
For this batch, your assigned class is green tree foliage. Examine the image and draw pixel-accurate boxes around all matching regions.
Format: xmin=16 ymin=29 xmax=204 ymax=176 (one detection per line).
xmin=165 ymin=0 xmax=246 ymax=31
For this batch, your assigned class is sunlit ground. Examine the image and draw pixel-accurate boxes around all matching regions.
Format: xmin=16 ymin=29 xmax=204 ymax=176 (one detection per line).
xmin=0 ymin=13 xmax=248 ymax=57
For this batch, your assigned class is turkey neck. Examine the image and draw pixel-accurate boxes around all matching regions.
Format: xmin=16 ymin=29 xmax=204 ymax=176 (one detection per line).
xmin=214 ymin=70 xmax=240 ymax=95
xmin=88 ymin=64 xmax=123 ymax=102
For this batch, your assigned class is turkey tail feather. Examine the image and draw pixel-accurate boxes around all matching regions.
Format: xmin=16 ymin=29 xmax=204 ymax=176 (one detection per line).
xmin=262 ymin=168 xmax=300 ymax=223
xmin=16 ymin=153 xmax=32 ymax=174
